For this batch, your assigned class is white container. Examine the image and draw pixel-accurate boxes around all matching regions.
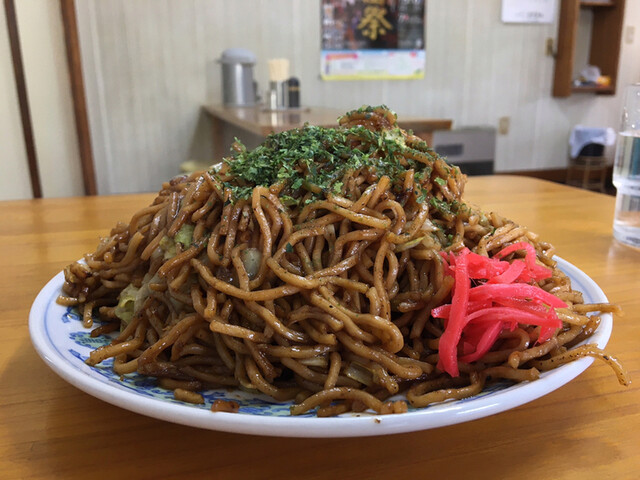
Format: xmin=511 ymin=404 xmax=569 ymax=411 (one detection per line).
xmin=613 ymin=83 xmax=640 ymax=249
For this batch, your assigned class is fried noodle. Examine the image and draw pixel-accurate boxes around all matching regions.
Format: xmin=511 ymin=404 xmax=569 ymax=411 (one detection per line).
xmin=59 ymin=106 xmax=629 ymax=416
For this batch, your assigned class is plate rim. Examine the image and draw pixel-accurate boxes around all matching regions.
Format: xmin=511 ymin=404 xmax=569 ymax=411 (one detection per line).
xmin=29 ymin=257 xmax=612 ymax=437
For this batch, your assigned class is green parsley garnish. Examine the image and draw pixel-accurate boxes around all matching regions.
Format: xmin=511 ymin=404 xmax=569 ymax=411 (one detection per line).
xmin=211 ymin=105 xmax=458 ymax=208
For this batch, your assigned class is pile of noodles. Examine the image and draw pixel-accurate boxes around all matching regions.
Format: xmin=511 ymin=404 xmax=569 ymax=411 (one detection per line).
xmin=58 ymin=106 xmax=628 ymax=416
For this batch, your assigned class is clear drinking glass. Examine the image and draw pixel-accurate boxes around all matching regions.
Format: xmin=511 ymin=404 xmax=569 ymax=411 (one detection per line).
xmin=613 ymin=83 xmax=640 ymax=249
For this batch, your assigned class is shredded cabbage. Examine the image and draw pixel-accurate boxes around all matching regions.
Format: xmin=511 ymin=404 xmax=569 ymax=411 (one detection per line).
xmin=158 ymin=224 xmax=194 ymax=261
xmin=114 ymin=284 xmax=140 ymax=325
xmin=175 ymin=224 xmax=194 ymax=248
xmin=159 ymin=235 xmax=176 ymax=260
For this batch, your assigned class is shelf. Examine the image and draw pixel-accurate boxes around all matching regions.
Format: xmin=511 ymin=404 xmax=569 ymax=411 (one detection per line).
xmin=580 ymin=1 xmax=615 ymax=7
xmin=552 ymin=0 xmax=626 ymax=97
xmin=572 ymin=85 xmax=615 ymax=94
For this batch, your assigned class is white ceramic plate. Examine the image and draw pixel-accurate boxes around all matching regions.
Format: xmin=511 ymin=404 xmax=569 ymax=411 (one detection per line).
xmin=29 ymin=257 xmax=611 ymax=437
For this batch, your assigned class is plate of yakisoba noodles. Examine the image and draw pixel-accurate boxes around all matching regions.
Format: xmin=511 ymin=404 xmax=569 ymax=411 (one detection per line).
xmin=29 ymin=106 xmax=629 ymax=437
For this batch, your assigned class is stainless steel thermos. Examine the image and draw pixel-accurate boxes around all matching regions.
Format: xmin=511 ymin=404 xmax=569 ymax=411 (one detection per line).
xmin=218 ymin=48 xmax=257 ymax=107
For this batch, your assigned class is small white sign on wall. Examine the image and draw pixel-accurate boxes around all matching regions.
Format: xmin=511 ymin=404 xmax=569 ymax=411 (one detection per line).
xmin=501 ymin=0 xmax=556 ymax=24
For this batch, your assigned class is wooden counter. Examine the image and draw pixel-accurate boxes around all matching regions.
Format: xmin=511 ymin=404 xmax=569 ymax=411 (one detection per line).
xmin=1 ymin=176 xmax=638 ymax=479
xmin=204 ymin=105 xmax=452 ymax=159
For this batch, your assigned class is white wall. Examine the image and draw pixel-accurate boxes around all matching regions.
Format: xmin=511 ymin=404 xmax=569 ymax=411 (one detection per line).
xmin=0 ymin=4 xmax=32 ymax=201
xmin=15 ymin=0 xmax=84 ymax=198
xmin=0 ymin=0 xmax=83 ymax=200
xmin=76 ymin=0 xmax=640 ymax=194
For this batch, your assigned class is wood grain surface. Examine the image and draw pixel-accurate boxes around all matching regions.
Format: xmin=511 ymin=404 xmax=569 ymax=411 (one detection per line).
xmin=205 ymin=105 xmax=453 ymax=137
xmin=0 ymin=176 xmax=638 ymax=480
xmin=205 ymin=105 xmax=452 ymax=160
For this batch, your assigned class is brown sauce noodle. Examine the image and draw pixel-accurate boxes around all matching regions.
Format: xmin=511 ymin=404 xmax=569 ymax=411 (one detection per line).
xmin=59 ymin=107 xmax=629 ymax=416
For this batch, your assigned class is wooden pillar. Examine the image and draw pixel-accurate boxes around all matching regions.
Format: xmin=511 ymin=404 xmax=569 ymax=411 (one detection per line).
xmin=4 ymin=0 xmax=42 ymax=198
xmin=60 ymin=0 xmax=97 ymax=195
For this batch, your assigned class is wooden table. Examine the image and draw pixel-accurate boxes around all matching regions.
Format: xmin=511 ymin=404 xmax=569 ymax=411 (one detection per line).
xmin=205 ymin=105 xmax=452 ymax=159
xmin=1 ymin=176 xmax=638 ymax=479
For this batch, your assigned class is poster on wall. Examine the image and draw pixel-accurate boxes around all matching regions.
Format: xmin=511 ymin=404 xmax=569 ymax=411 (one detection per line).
xmin=321 ymin=0 xmax=426 ymax=80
